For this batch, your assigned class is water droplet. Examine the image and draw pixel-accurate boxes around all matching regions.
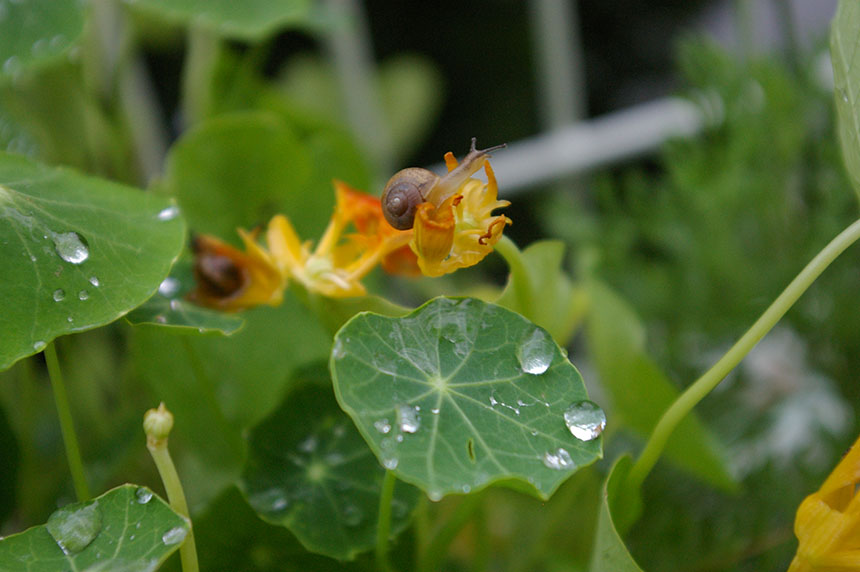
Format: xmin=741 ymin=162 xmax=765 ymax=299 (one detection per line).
xmin=461 ymin=484 xmax=471 ymax=493
xmin=428 ymin=490 xmax=443 ymax=502
xmin=33 ymin=341 xmax=46 ymax=351
xmin=3 ymin=55 xmax=20 ymax=76
xmin=247 ymin=488 xmax=289 ymax=515
xmin=52 ymin=231 xmax=89 ymax=264
xmin=135 ymin=487 xmax=153 ymax=504
xmin=169 ymin=299 xmax=180 ymax=311
xmin=325 ymin=452 xmax=344 ymax=465
xmin=298 ymin=435 xmax=318 ymax=453
xmin=66 ymin=316 xmax=73 ymax=323
xmin=542 ymin=448 xmax=574 ymax=470
xmin=157 ymin=205 xmax=180 ymax=221
xmin=155 ymin=314 xmax=167 ymax=324
xmin=157 ymin=277 xmax=179 ymax=297
xmin=128 ymin=534 xmax=135 ymax=541
xmin=841 ymin=88 xmax=850 ymax=103
xmin=563 ymin=400 xmax=606 ymax=441
xmin=396 ymin=404 xmax=420 ymax=433
xmin=46 ymin=501 xmax=103 ymax=555
xmin=517 ymin=328 xmax=554 ymax=375
xmin=53 ymin=289 xmax=65 ymax=302
xmin=78 ymin=290 xmax=89 ymax=301
xmin=88 ymin=276 xmax=100 ymax=287
xmin=383 ymin=457 xmax=399 ymax=470
xmin=342 ymin=504 xmax=363 ymax=526
xmin=332 ymin=338 xmax=345 ymax=360
xmin=161 ymin=526 xmax=187 ymax=546
xmin=374 ymin=419 xmax=391 ymax=434
xmin=431 ymin=407 xmax=440 ymax=415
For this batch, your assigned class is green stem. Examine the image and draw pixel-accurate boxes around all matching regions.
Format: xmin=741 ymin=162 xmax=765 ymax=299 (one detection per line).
xmin=146 ymin=408 xmax=199 ymax=572
xmin=495 ymin=235 xmax=534 ymax=318
xmin=376 ymin=470 xmax=397 ymax=572
xmin=44 ymin=342 xmax=91 ymax=501
xmin=627 ymin=217 xmax=860 ymax=491
xmin=417 ymin=492 xmax=485 ymax=572
xmin=181 ymin=24 xmax=220 ymax=129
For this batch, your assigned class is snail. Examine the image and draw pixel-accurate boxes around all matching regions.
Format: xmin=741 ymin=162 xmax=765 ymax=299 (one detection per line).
xmin=381 ymin=138 xmax=506 ymax=230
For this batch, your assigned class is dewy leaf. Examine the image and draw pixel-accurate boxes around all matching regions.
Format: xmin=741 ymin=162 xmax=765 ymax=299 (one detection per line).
xmin=242 ymin=367 xmax=419 ymax=560
xmin=0 ymin=152 xmax=185 ymax=371
xmin=0 ymin=484 xmax=190 ymax=571
xmin=331 ymin=297 xmax=603 ymax=501
xmin=588 ymin=457 xmax=643 ymax=572
xmin=832 ymin=0 xmax=860 ymax=201
xmin=0 ymin=0 xmax=84 ymax=80
xmin=124 ymin=0 xmax=311 ymax=42
xmin=585 ymin=279 xmax=735 ymax=491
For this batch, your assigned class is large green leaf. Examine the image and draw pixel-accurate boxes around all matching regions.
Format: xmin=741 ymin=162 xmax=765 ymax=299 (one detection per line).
xmin=0 ymin=0 xmax=84 ymax=80
xmin=242 ymin=367 xmax=419 ymax=560
xmin=0 ymin=152 xmax=185 ymax=371
xmin=584 ymin=279 xmax=735 ymax=491
xmin=832 ymin=0 xmax=860 ymax=201
xmin=331 ymin=297 xmax=603 ymax=501
xmin=0 ymin=484 xmax=189 ymax=571
xmin=124 ymin=0 xmax=311 ymax=42
xmin=588 ymin=457 xmax=643 ymax=572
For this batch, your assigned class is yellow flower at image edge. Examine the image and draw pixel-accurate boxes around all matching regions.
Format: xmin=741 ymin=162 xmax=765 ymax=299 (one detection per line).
xmin=789 ymin=433 xmax=860 ymax=572
xmin=412 ymin=155 xmax=511 ymax=277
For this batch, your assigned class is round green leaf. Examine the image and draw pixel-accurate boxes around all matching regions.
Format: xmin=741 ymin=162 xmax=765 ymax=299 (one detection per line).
xmin=0 ymin=484 xmax=190 ymax=571
xmin=0 ymin=0 xmax=84 ymax=80
xmin=330 ymin=297 xmax=603 ymax=501
xmin=242 ymin=371 xmax=419 ymax=560
xmin=124 ymin=0 xmax=311 ymax=42
xmin=0 ymin=152 xmax=185 ymax=371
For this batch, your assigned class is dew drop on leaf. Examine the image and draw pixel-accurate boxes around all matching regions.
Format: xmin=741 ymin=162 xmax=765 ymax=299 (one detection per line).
xmin=332 ymin=338 xmax=345 ymax=360
xmin=374 ymin=418 xmax=391 ymax=434
xmin=52 ymin=231 xmax=89 ymax=264
xmin=517 ymin=328 xmax=554 ymax=375
xmin=52 ymin=288 xmax=65 ymax=302
xmin=247 ymin=488 xmax=289 ymax=515
xmin=33 ymin=340 xmax=46 ymax=351
xmin=383 ymin=457 xmax=399 ymax=470
xmin=542 ymin=448 xmax=574 ymax=470
xmin=135 ymin=487 xmax=153 ymax=504
xmin=161 ymin=526 xmax=187 ymax=546
xmin=156 ymin=205 xmax=180 ymax=221
xmin=78 ymin=290 xmax=89 ymax=301
xmin=396 ymin=404 xmax=420 ymax=433
xmin=563 ymin=400 xmax=606 ymax=441
xmin=157 ymin=277 xmax=180 ymax=297
xmin=88 ymin=276 xmax=100 ymax=287
xmin=46 ymin=501 xmax=103 ymax=555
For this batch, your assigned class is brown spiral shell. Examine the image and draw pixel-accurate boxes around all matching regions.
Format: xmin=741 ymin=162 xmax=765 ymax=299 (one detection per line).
xmin=380 ymin=168 xmax=439 ymax=230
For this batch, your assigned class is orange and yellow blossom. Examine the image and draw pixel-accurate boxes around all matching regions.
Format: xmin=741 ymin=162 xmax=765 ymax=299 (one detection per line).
xmin=789 ymin=432 xmax=860 ymax=572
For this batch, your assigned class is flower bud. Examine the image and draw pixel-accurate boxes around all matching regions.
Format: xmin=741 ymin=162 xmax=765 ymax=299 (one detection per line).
xmin=144 ymin=402 xmax=174 ymax=445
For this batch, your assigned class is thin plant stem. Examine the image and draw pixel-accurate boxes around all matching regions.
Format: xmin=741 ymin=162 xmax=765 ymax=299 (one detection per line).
xmin=495 ymin=235 xmax=534 ymax=319
xmin=44 ymin=341 xmax=91 ymax=502
xmin=627 ymin=217 xmax=860 ymax=491
xmin=417 ymin=492 xmax=485 ymax=572
xmin=146 ymin=404 xmax=199 ymax=572
xmin=376 ymin=469 xmax=398 ymax=572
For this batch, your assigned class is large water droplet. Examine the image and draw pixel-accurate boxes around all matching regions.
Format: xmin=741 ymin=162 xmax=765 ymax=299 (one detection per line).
xmin=383 ymin=457 xmax=399 ymax=470
xmin=78 ymin=290 xmax=89 ymax=301
xmin=52 ymin=231 xmax=89 ymax=264
xmin=563 ymin=400 xmax=606 ymax=441
xmin=88 ymin=276 xmax=100 ymax=287
xmin=53 ymin=289 xmax=66 ymax=302
xmin=156 ymin=205 xmax=180 ymax=221
xmin=46 ymin=501 xmax=103 ymax=555
xmin=135 ymin=487 xmax=153 ymax=504
xmin=161 ymin=526 xmax=188 ymax=546
xmin=542 ymin=448 xmax=574 ymax=470
xmin=33 ymin=340 xmax=46 ymax=351
xmin=396 ymin=404 xmax=420 ymax=433
xmin=517 ymin=329 xmax=554 ymax=375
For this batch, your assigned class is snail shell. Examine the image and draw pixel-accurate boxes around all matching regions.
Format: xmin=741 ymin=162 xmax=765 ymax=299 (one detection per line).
xmin=381 ymin=167 xmax=439 ymax=230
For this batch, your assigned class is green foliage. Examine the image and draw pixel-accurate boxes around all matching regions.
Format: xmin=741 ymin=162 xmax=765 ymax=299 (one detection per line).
xmin=331 ymin=297 xmax=602 ymax=500
xmin=0 ymin=485 xmax=189 ymax=571
xmin=0 ymin=0 xmax=84 ymax=80
xmin=832 ymin=0 xmax=860 ymax=201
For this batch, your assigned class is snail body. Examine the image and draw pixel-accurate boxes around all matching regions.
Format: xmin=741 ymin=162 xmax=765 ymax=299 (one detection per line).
xmin=381 ymin=138 xmax=506 ymax=230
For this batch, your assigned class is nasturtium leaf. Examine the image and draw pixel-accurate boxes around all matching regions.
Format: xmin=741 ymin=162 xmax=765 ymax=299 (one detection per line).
xmin=0 ymin=0 xmax=84 ymax=80
xmin=831 ymin=0 xmax=860 ymax=202
xmin=331 ymin=297 xmax=603 ymax=501
xmin=124 ymin=0 xmax=311 ymax=42
xmin=125 ymin=256 xmax=244 ymax=335
xmin=242 ymin=368 xmax=419 ymax=560
xmin=0 ymin=152 xmax=185 ymax=371
xmin=0 ymin=484 xmax=189 ymax=571
xmin=584 ymin=280 xmax=735 ymax=491
xmin=496 ymin=240 xmax=587 ymax=346
xmin=588 ymin=457 xmax=643 ymax=572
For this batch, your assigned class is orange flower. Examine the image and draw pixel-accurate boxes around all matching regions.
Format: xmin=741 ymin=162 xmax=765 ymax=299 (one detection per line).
xmin=789 ymin=433 xmax=860 ymax=572
xmin=410 ymin=146 xmax=511 ymax=277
